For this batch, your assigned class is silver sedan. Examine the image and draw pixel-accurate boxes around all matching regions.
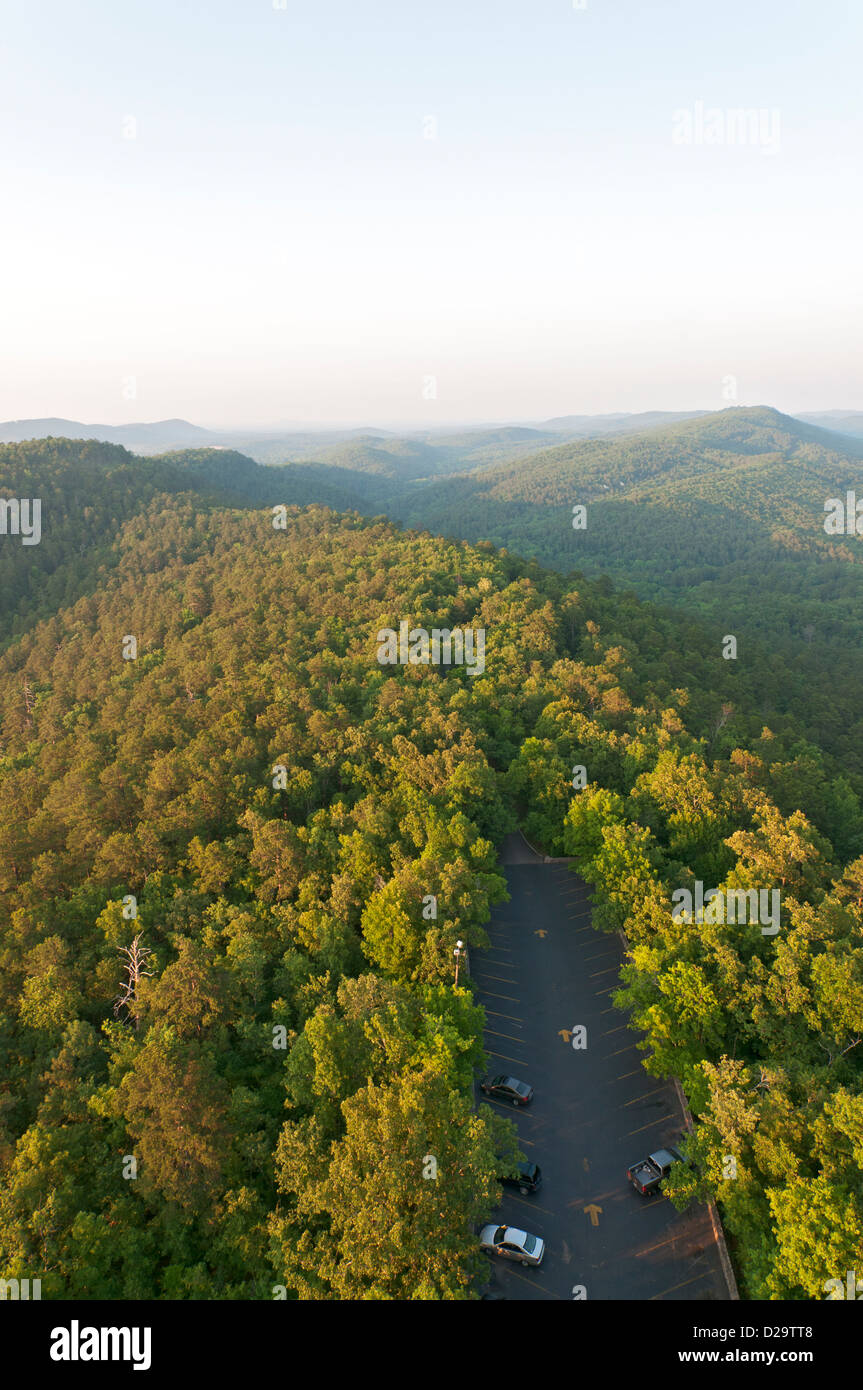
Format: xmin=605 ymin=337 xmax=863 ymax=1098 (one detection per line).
xmin=479 ymin=1223 xmax=545 ymax=1268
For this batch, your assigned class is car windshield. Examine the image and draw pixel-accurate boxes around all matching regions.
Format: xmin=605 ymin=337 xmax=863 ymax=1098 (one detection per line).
xmin=514 ymin=1081 xmax=530 ymax=1096
xmin=493 ymin=1226 xmax=507 ymax=1243
xmin=521 ymin=1234 xmax=537 ymax=1253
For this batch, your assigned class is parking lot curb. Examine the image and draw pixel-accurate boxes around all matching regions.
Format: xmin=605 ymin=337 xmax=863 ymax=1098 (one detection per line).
xmin=616 ymin=927 xmax=740 ymax=1302
xmin=671 ymin=1074 xmax=740 ymax=1302
xmin=515 ymin=828 xmax=571 ymax=863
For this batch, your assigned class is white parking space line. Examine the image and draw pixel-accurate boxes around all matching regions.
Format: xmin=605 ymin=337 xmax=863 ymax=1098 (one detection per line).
xmin=621 ymin=1086 xmax=669 ymax=1108
xmin=627 ymin=1115 xmax=672 ymax=1137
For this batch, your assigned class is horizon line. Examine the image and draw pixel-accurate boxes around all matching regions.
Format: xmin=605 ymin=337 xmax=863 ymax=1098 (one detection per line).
xmin=3 ymin=403 xmax=863 ymax=437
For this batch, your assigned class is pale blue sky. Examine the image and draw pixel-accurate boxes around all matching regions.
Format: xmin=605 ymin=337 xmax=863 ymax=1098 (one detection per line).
xmin=1 ymin=0 xmax=861 ymax=426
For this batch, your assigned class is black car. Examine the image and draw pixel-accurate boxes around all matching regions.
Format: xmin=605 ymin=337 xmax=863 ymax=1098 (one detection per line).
xmin=500 ymin=1161 xmax=542 ymax=1195
xmin=480 ymin=1074 xmax=534 ymax=1106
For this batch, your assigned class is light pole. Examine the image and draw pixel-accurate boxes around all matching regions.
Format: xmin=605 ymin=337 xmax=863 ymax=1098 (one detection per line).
xmin=453 ymin=939 xmax=464 ymax=986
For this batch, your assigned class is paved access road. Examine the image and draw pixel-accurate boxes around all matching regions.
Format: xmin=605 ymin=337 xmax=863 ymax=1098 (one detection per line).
xmin=474 ymin=833 xmax=731 ymax=1302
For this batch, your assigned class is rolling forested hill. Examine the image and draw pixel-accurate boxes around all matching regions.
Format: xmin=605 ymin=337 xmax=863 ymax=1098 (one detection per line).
xmin=220 ymin=417 xmax=710 ymax=474
xmin=0 ymin=447 xmax=862 ymax=1297
xmin=0 ymin=438 xmax=392 ymax=646
xmin=281 ymin=428 xmax=562 ymax=480
xmin=227 ymin=426 xmax=585 ymax=477
xmin=390 ymin=406 xmax=863 ymax=561
xmin=379 ymin=407 xmax=863 ymax=787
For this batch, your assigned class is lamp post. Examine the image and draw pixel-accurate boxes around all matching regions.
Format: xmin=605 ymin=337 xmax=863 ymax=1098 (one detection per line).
xmin=453 ymin=939 xmax=464 ymax=986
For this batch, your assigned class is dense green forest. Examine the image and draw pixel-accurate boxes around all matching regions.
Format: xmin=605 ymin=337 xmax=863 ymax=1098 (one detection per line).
xmin=1 ymin=434 xmax=862 ymax=1299
xmin=0 ymin=438 xmax=389 ymax=649
xmin=382 ymin=407 xmax=863 ymax=786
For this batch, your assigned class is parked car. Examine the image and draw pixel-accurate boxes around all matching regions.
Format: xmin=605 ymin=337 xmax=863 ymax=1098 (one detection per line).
xmin=626 ymin=1145 xmax=684 ymax=1196
xmin=480 ymin=1074 xmax=533 ymax=1106
xmin=479 ymin=1223 xmax=545 ymax=1268
xmin=500 ymin=1161 xmax=542 ymax=1195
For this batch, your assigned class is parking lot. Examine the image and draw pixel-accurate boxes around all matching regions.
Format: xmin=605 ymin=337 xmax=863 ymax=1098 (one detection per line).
xmin=474 ymin=833 xmax=731 ymax=1301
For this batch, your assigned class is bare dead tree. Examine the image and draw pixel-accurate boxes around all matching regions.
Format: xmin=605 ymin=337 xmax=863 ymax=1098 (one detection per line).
xmin=817 ymin=1035 xmax=862 ymax=1067
xmin=114 ymin=934 xmax=155 ymax=1031
xmin=710 ymin=702 xmax=734 ymax=744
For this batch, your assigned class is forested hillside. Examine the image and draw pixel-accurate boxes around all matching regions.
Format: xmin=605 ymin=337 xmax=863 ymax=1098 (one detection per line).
xmin=279 ymin=428 xmax=560 ymax=480
xmin=0 ymin=438 xmax=387 ymax=647
xmin=382 ymin=407 xmax=863 ymax=785
xmin=0 ymin=477 xmax=861 ymax=1298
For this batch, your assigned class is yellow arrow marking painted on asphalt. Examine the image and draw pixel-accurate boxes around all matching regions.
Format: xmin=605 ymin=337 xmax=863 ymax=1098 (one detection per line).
xmin=584 ymin=1204 xmax=602 ymax=1227
xmin=558 ymin=1028 xmax=572 ymax=1042
xmin=534 ymin=929 xmax=547 ymax=938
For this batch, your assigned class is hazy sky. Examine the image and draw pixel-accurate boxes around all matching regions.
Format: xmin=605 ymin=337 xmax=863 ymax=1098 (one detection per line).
xmin=2 ymin=0 xmax=861 ymax=427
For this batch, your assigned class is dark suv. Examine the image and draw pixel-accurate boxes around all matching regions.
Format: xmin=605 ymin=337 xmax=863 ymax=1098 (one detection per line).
xmin=500 ymin=1161 xmax=542 ymax=1195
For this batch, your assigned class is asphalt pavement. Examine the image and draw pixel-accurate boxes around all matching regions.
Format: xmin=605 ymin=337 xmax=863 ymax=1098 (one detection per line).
xmin=474 ymin=832 xmax=731 ymax=1302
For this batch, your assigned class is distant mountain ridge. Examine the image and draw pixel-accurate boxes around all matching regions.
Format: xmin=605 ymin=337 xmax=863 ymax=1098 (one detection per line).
xmin=0 ymin=417 xmax=219 ymax=453
xmin=6 ymin=405 xmax=861 ymax=471
xmin=799 ymin=410 xmax=863 ymax=438
xmin=0 ymin=413 xmax=711 ymax=476
xmin=539 ymin=409 xmax=708 ymax=434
